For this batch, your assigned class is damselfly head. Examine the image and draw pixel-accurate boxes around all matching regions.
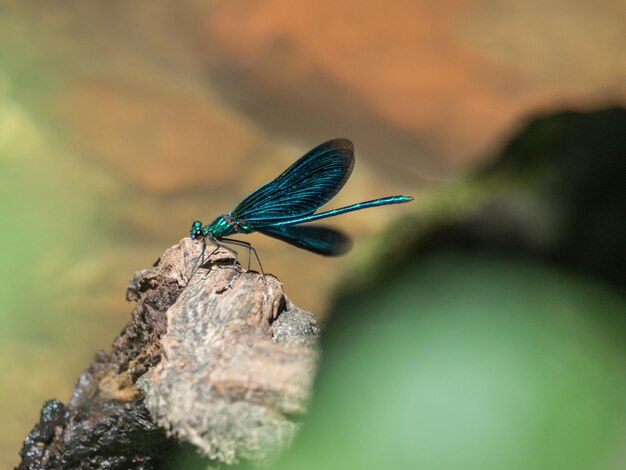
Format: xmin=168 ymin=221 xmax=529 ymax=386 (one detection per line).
xmin=190 ymin=220 xmax=204 ymax=240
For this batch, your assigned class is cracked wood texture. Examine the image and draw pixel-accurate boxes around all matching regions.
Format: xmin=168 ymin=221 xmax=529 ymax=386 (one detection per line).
xmin=17 ymin=238 xmax=320 ymax=469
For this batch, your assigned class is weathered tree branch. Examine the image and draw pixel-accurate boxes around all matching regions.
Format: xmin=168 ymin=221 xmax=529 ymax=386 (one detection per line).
xmin=17 ymin=238 xmax=319 ymax=469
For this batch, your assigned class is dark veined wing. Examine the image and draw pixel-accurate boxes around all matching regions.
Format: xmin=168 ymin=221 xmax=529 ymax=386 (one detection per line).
xmin=257 ymin=224 xmax=352 ymax=256
xmin=230 ymin=139 xmax=354 ymax=221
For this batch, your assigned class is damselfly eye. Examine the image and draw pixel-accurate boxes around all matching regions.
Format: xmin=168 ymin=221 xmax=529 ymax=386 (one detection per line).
xmin=190 ymin=221 xmax=203 ymax=240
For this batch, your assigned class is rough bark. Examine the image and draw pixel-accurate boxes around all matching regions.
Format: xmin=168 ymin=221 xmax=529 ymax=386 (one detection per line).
xmin=17 ymin=238 xmax=319 ymax=470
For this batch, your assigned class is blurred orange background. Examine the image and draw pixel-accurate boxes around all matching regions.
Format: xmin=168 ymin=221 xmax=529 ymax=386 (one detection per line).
xmin=1 ymin=1 xmax=625 ymax=467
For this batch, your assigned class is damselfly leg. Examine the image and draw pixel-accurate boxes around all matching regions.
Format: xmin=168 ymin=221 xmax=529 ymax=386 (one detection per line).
xmin=213 ymin=236 xmax=265 ymax=276
xmin=189 ymin=236 xmax=207 ymax=280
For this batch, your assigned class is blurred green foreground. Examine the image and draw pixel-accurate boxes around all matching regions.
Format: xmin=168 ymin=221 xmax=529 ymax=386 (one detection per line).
xmin=267 ymin=254 xmax=626 ymax=470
